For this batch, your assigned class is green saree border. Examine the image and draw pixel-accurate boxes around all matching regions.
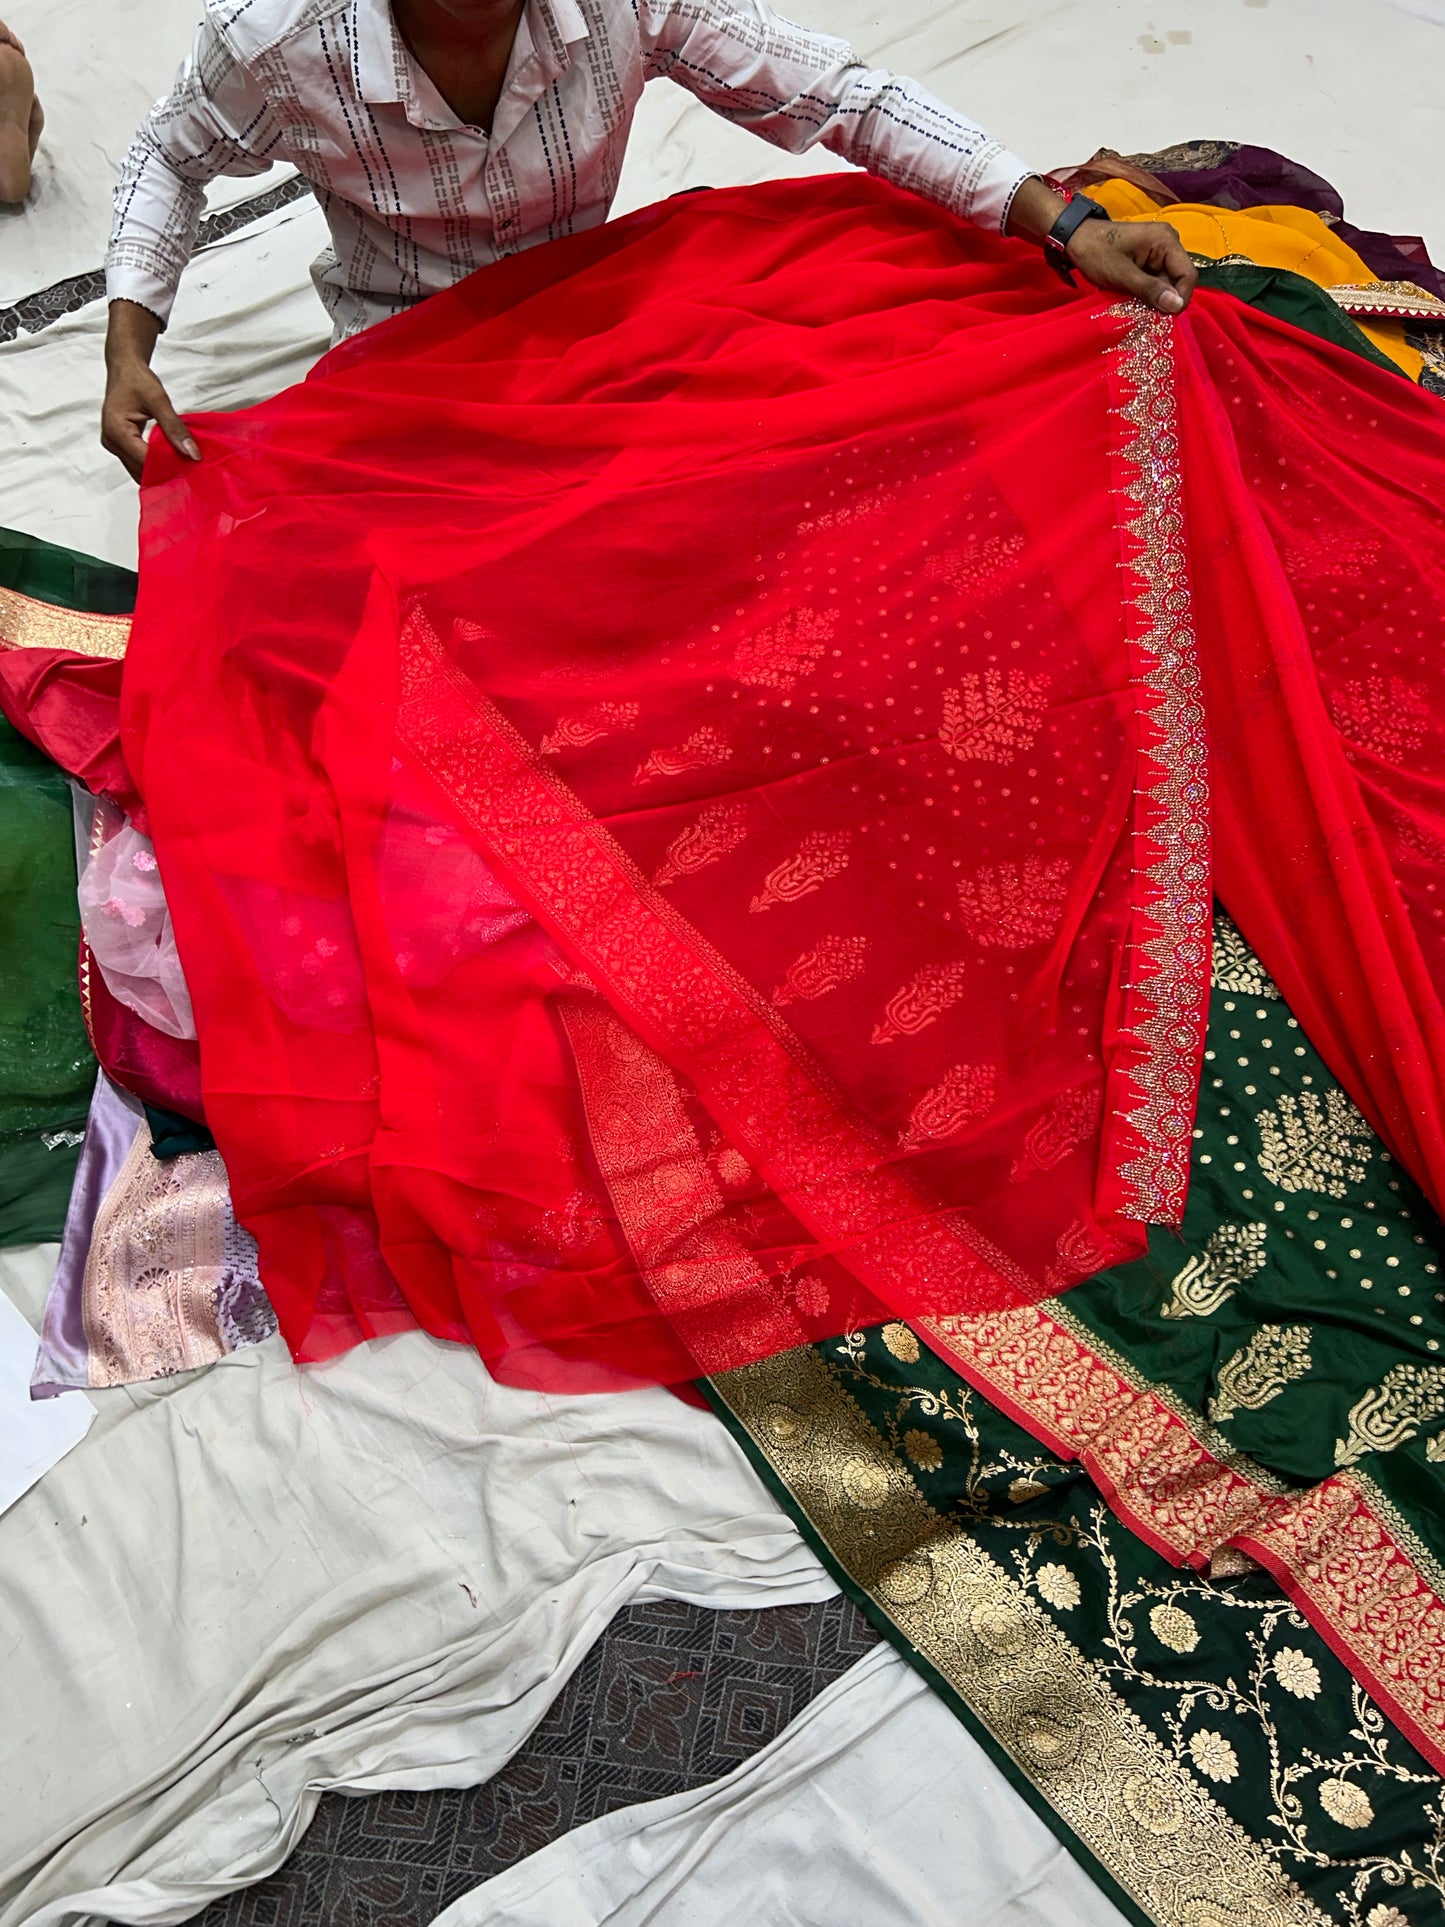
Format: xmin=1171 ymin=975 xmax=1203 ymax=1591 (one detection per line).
xmin=1194 ymin=261 xmax=1408 ymax=377
xmin=705 ymin=1347 xmax=1330 ymax=1927
xmin=700 ymin=1364 xmax=1156 ymax=1927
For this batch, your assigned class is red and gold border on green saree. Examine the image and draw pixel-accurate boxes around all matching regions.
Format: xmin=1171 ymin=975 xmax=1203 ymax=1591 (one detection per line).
xmin=918 ymin=1299 xmax=1445 ymax=1781
xmin=706 ymin=1327 xmax=1445 ymax=1927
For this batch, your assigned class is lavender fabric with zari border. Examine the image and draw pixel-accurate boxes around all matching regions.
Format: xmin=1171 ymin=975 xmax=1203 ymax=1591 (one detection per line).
xmin=31 ymin=1069 xmax=274 ymax=1397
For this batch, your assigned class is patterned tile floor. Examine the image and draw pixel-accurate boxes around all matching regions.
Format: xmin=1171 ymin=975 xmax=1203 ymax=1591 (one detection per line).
xmin=184 ymin=1594 xmax=878 ymax=1927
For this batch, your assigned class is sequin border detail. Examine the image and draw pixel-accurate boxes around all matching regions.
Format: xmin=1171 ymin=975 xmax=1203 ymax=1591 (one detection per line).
xmin=1100 ymin=303 xmax=1212 ymax=1226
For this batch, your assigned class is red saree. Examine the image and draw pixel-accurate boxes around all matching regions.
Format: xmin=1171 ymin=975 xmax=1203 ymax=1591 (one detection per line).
xmin=110 ymin=177 xmax=1445 ymax=1392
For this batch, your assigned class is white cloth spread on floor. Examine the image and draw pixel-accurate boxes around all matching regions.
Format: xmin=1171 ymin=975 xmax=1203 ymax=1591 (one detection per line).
xmin=0 ymin=1268 xmax=833 ymax=1927
xmin=433 ymin=1641 xmax=1130 ymax=1927
xmin=0 ymin=1282 xmax=92 ymax=1517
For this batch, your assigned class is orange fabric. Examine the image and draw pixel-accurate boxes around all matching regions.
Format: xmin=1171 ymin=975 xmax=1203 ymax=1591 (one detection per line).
xmin=1089 ymin=178 xmax=1422 ymax=378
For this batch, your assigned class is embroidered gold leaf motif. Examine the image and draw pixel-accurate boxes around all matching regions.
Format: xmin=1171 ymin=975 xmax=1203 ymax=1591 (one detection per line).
xmin=939 ymin=668 xmax=1051 ymax=767
xmin=1366 ymin=1906 xmax=1412 ymax=1927
xmin=1035 ymin=1562 xmax=1081 ymax=1611
xmin=1255 ymin=1088 xmax=1372 ymax=1197
xmin=1318 ymin=1778 xmax=1374 ymax=1829
xmin=1008 ymin=1477 xmax=1047 ymax=1504
xmin=1333 ymin=1362 xmax=1445 ymax=1467
xmin=1160 ymin=1221 xmax=1268 ymax=1320
xmin=793 ymin=1272 xmax=830 ymax=1318
xmin=1149 ymin=1604 xmax=1200 ymax=1654
xmin=923 ymin=531 xmax=1025 ymax=595
xmin=1426 ymin=1430 xmax=1445 ymax=1464
xmin=539 ymin=701 xmax=640 ymax=755
xmin=1329 ymin=674 xmax=1430 ymax=759
xmin=1121 ymin=1772 xmax=1185 ymax=1837
xmin=749 ymin=830 xmax=852 ymax=913
xmin=899 ymin=1062 xmax=997 ymax=1150
xmin=771 ymin=935 xmax=868 ymax=1007
xmin=1207 ymin=1325 xmax=1313 ymax=1424
xmin=1272 ymin=1649 xmax=1321 ymax=1700
xmin=633 ymin=728 xmax=732 ymax=785
xmin=732 ymin=607 xmax=839 ymax=691
xmin=903 ymin=1428 xmax=944 ymax=1472
xmin=871 ymin=961 xmax=970 ymax=1044
xmin=956 ymin=857 xmax=1072 ymax=950
xmin=1044 ymin=1217 xmax=1136 ymax=1292
xmin=1188 ymin=1730 xmax=1239 ymax=1784
xmin=880 ymin=1321 xmax=920 ymax=1364
xmin=653 ymin=800 xmax=750 ymax=887
xmin=1009 ymin=1083 xmax=1102 ymax=1182
xmin=1209 ymin=911 xmax=1280 ymax=999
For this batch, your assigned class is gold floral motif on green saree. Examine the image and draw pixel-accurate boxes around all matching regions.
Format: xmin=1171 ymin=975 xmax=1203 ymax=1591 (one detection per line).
xmin=1161 ymin=1220 xmax=1268 ymax=1319
xmin=708 ymin=1327 xmax=1445 ymax=1927
xmin=1209 ymin=1326 xmax=1313 ymax=1424
xmin=1335 ymin=1366 xmax=1445 ymax=1468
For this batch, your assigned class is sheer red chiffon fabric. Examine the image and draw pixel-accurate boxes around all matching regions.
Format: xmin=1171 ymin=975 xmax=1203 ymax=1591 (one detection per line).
xmin=115 ymin=178 xmax=1445 ymax=1391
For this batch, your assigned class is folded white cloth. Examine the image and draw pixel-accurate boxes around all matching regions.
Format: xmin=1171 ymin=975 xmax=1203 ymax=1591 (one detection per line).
xmin=435 ymin=1640 xmax=1128 ymax=1927
xmin=0 ymin=1299 xmax=832 ymax=1927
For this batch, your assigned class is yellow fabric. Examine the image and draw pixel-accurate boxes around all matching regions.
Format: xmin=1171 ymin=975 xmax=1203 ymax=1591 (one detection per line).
xmin=1088 ymin=179 xmax=1422 ymax=380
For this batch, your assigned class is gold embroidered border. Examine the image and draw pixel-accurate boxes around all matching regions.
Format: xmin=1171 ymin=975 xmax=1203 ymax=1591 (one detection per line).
xmin=0 ymin=585 xmax=131 ymax=659
xmin=395 ymin=606 xmax=1043 ymax=1326
xmin=560 ymin=997 xmax=806 ymax=1371
xmin=1101 ymin=304 xmax=1212 ymax=1228
xmin=918 ymin=1298 xmax=1445 ymax=1777
xmin=1325 ymin=282 xmax=1445 ymax=323
xmin=711 ymin=1344 xmax=1326 ymax=1927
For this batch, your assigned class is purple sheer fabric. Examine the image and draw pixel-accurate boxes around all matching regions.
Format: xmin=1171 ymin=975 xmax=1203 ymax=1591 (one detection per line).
xmin=1150 ymin=144 xmax=1445 ymax=299
xmin=31 ymin=1071 xmax=143 ymax=1397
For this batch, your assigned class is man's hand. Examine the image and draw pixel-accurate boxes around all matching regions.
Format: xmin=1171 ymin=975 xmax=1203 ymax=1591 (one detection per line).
xmin=1006 ymin=176 xmax=1196 ymax=314
xmin=1064 ymin=216 xmax=1197 ymax=315
xmin=102 ymin=300 xmax=200 ymax=482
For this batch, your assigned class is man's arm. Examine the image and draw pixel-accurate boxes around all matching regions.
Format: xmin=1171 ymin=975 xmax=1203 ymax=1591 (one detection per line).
xmin=102 ymin=21 xmax=279 ymax=480
xmin=639 ymin=0 xmax=1195 ymax=312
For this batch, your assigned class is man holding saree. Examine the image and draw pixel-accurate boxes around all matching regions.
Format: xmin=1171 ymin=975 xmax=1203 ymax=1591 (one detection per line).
xmin=100 ymin=0 xmax=1195 ymax=476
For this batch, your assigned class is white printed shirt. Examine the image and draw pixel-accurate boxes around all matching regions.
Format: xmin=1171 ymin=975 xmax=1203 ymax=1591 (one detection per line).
xmin=107 ymin=0 xmax=1035 ymax=340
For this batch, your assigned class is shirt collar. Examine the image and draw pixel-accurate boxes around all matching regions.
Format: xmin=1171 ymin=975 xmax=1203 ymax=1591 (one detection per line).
xmin=355 ymin=0 xmax=591 ymax=133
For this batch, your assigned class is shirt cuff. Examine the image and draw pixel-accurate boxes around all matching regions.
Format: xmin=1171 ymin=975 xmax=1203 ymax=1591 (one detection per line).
xmin=105 ymin=259 xmax=181 ymax=329
xmin=968 ymin=151 xmax=1037 ymax=237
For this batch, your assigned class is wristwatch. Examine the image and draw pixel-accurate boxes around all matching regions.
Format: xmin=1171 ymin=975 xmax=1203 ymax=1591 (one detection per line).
xmin=1040 ymin=185 xmax=1111 ymax=284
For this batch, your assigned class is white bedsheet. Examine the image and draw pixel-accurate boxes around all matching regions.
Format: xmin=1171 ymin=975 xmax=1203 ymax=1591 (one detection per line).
xmin=0 ymin=1284 xmax=91 ymax=1517
xmin=0 ymin=1244 xmax=833 ymax=1927
xmin=435 ymin=1642 xmax=1130 ymax=1927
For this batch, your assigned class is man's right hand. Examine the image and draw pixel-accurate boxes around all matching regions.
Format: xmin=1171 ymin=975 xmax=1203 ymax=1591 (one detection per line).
xmin=102 ymin=300 xmax=201 ymax=481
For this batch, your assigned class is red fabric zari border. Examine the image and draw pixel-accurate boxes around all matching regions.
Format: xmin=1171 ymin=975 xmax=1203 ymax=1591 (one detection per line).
xmin=394 ymin=607 xmax=1042 ymax=1330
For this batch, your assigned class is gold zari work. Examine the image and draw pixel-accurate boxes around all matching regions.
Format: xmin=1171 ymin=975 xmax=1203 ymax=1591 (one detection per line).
xmin=711 ymin=1345 xmax=1326 ymax=1927
xmin=0 ymin=585 xmax=131 ymax=659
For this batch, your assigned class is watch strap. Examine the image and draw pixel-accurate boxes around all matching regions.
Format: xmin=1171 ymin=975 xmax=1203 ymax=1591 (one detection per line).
xmin=1042 ymin=191 xmax=1109 ymax=283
